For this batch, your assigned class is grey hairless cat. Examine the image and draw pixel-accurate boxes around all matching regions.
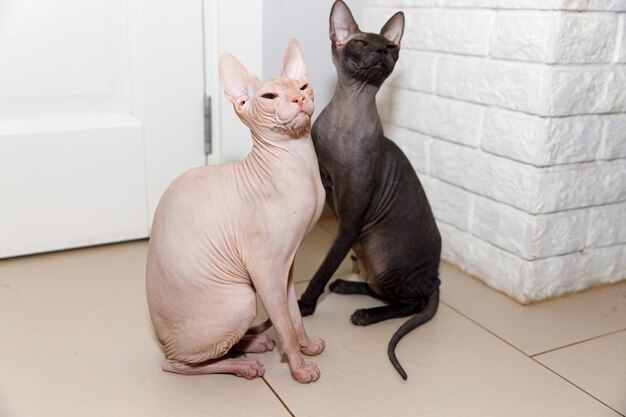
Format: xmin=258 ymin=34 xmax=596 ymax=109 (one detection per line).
xmin=297 ymin=0 xmax=441 ymax=380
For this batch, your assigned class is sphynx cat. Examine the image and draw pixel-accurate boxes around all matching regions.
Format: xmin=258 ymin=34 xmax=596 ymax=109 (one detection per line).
xmin=146 ymin=40 xmax=326 ymax=383
xmin=298 ymin=1 xmax=441 ymax=380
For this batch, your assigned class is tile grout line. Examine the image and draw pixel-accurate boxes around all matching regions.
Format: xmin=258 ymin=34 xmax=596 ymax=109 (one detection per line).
xmin=261 ymin=376 xmax=296 ymax=417
xmin=530 ymin=327 xmax=626 ymax=358
xmin=529 ymin=358 xmax=626 ymax=417
xmin=440 ymin=300 xmax=625 ymax=417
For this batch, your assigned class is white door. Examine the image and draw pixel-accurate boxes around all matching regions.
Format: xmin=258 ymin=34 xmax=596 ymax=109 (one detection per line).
xmin=0 ymin=0 xmax=206 ymax=258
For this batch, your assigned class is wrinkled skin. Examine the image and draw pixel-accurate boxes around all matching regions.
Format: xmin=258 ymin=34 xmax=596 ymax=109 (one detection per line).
xmin=297 ymin=1 xmax=441 ymax=380
xmin=146 ymin=40 xmax=325 ymax=383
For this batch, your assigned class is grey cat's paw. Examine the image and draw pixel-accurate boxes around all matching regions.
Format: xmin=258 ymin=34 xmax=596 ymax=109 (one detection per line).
xmin=350 ymin=308 xmax=374 ymax=326
xmin=298 ymin=298 xmax=317 ymax=316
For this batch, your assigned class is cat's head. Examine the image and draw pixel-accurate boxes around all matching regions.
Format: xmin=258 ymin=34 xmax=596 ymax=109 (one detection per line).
xmin=329 ymin=0 xmax=404 ymax=87
xmin=219 ymin=39 xmax=314 ymax=138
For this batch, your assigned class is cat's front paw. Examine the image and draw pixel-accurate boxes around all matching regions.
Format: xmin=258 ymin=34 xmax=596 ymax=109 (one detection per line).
xmin=291 ymin=361 xmax=320 ymax=383
xmin=301 ymin=336 xmax=325 ymax=356
xmin=298 ymin=297 xmax=317 ymax=316
xmin=350 ymin=308 xmax=374 ymax=326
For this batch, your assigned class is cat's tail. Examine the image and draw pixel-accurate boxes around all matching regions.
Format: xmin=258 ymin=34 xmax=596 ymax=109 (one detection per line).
xmin=388 ymin=289 xmax=439 ymax=380
xmin=246 ymin=319 xmax=272 ymax=334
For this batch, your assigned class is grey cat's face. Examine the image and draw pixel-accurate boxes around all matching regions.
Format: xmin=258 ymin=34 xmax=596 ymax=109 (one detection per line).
xmin=329 ymin=0 xmax=404 ymax=87
xmin=337 ymin=32 xmax=400 ymax=86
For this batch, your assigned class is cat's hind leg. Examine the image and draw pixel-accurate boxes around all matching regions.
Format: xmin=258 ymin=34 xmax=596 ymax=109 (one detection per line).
xmin=350 ymin=302 xmax=425 ymax=326
xmin=162 ymin=357 xmax=265 ymax=379
xmin=329 ymin=279 xmax=383 ymax=300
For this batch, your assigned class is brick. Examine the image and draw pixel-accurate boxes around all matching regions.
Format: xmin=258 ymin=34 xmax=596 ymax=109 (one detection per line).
xmin=600 ymin=114 xmax=626 ymax=159
xmin=438 ymin=58 xmax=626 ymax=116
xmin=421 ymin=176 xmax=474 ymax=231
xmin=549 ymin=67 xmax=626 ymax=115
xmin=618 ymin=14 xmax=626 ymax=63
xmin=438 ymin=0 xmax=499 ymax=7
xmin=403 ymin=10 xmax=495 ymax=56
xmin=384 ymin=124 xmax=431 ymax=173
xmin=532 ymin=159 xmax=626 ymax=212
xmin=558 ymin=0 xmax=626 ymax=12
xmin=439 ymin=222 xmax=530 ymax=301
xmin=472 ymin=197 xmax=589 ymax=259
xmin=437 ymin=56 xmax=550 ymax=114
xmin=545 ymin=116 xmax=603 ymax=163
xmin=490 ymin=13 xmax=555 ymax=63
xmin=482 ymin=109 xmax=548 ymax=164
xmin=370 ymin=0 xmax=626 ymax=11
xmin=389 ymin=89 xmax=484 ymax=147
xmin=587 ymin=202 xmax=626 ymax=247
xmin=430 ymin=139 xmax=538 ymax=211
xmin=482 ymin=109 xmax=602 ymax=166
xmin=528 ymin=244 xmax=626 ymax=300
xmin=471 ymin=198 xmax=532 ymax=258
xmin=552 ymin=13 xmax=618 ymax=63
xmin=491 ymin=13 xmax=618 ymax=64
xmin=364 ymin=0 xmax=437 ymax=7
xmin=388 ymin=51 xmax=437 ymax=94
xmin=441 ymin=223 xmax=626 ymax=304
xmin=528 ymin=208 xmax=590 ymax=258
xmin=433 ymin=142 xmax=626 ymax=213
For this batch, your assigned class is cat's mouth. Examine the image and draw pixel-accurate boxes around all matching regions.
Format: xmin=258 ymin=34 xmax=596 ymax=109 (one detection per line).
xmin=285 ymin=110 xmax=311 ymax=131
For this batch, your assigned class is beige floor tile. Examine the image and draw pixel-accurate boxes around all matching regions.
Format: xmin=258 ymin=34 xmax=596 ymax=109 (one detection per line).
xmin=252 ymin=279 xmax=619 ymax=417
xmin=535 ymin=330 xmax=626 ymax=416
xmin=440 ymin=262 xmax=626 ymax=355
xmin=0 ymin=241 xmax=290 ymax=417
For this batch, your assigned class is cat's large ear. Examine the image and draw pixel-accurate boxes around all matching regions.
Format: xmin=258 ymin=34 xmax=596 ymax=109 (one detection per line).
xmin=219 ymin=53 xmax=260 ymax=112
xmin=281 ymin=39 xmax=307 ymax=81
xmin=380 ymin=11 xmax=404 ymax=46
xmin=329 ymin=0 xmax=360 ymax=47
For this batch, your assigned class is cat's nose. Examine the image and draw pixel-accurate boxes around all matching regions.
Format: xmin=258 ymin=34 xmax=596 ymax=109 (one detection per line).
xmin=292 ymin=95 xmax=305 ymax=107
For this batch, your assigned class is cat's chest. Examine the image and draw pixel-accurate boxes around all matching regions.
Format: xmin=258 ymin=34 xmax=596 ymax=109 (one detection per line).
xmin=313 ymin=108 xmax=381 ymax=158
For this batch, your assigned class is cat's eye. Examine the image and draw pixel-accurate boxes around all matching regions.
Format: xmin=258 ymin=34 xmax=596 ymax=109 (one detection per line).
xmin=262 ymin=93 xmax=277 ymax=99
xmin=387 ymin=44 xmax=398 ymax=49
xmin=300 ymin=83 xmax=308 ymax=91
xmin=354 ymin=39 xmax=366 ymax=47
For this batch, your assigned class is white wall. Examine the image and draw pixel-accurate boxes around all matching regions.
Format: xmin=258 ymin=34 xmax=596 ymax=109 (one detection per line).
xmin=212 ymin=0 xmax=363 ymax=164
xmin=366 ymin=0 xmax=626 ymax=303
xmin=262 ymin=0 xmax=363 ymax=115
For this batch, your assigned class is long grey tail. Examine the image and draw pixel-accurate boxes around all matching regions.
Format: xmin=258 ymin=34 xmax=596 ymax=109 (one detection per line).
xmin=387 ymin=289 xmax=440 ymax=380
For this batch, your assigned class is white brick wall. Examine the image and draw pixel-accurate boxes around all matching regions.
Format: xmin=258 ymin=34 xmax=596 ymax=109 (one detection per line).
xmin=367 ymin=0 xmax=626 ymax=303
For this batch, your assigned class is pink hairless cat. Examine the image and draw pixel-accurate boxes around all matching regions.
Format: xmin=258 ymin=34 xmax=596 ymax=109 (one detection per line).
xmin=146 ymin=39 xmax=326 ymax=383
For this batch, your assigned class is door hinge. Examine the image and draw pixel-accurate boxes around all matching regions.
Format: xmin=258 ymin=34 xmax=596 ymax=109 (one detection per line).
xmin=204 ymin=95 xmax=212 ymax=156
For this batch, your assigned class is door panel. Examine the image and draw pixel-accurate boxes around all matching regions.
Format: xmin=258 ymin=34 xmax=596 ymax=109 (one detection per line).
xmin=0 ymin=118 xmax=147 ymax=256
xmin=0 ymin=0 xmax=205 ymax=258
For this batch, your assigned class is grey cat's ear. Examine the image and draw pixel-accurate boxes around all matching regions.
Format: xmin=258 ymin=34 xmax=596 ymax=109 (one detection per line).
xmin=380 ymin=11 xmax=404 ymax=46
xmin=281 ymin=39 xmax=307 ymax=81
xmin=218 ymin=53 xmax=260 ymax=112
xmin=329 ymin=0 xmax=360 ymax=47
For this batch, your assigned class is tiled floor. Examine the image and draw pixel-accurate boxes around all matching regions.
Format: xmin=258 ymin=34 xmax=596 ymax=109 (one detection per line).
xmin=1 ymin=220 xmax=625 ymax=417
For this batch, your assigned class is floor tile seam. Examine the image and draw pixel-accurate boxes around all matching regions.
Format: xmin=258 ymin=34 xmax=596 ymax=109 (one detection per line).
xmin=530 ymin=356 xmax=626 ymax=417
xmin=440 ymin=300 xmax=532 ymax=356
xmin=441 ymin=301 xmax=626 ymax=417
xmin=260 ymin=376 xmax=296 ymax=417
xmin=530 ymin=328 xmax=626 ymax=358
